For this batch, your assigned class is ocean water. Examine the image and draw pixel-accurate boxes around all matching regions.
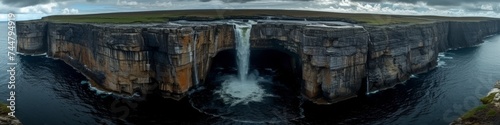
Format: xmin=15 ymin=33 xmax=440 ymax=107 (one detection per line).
xmin=1 ymin=21 xmax=500 ymax=125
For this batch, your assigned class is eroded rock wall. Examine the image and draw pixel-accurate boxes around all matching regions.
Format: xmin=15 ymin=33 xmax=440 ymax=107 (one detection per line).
xmin=366 ymin=20 xmax=500 ymax=93
xmin=250 ymin=24 xmax=369 ymax=103
xmin=447 ymin=21 xmax=500 ymax=49
xmin=46 ymin=23 xmax=153 ymax=95
xmin=143 ymin=24 xmax=236 ymax=98
xmin=366 ymin=23 xmax=442 ymax=91
xmin=16 ymin=21 xmax=47 ymax=54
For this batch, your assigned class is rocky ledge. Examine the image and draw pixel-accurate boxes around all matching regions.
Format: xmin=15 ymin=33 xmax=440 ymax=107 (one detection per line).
xmin=16 ymin=17 xmax=500 ymax=104
xmin=451 ymin=81 xmax=500 ymax=125
xmin=0 ymin=116 xmax=22 ymax=125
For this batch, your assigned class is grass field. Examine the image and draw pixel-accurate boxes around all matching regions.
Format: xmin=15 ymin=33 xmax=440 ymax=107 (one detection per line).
xmin=40 ymin=9 xmax=496 ymax=25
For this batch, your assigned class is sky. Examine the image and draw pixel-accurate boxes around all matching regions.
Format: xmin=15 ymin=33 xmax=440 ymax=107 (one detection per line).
xmin=0 ymin=0 xmax=499 ymax=21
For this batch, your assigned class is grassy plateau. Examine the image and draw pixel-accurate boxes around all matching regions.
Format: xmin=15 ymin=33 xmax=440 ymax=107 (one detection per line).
xmin=38 ymin=9 xmax=497 ymax=25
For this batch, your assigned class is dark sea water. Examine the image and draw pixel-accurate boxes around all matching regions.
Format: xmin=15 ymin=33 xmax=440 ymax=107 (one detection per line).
xmin=1 ymin=22 xmax=500 ymax=125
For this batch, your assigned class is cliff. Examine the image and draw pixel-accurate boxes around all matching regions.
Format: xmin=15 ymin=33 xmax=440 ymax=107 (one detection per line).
xmin=366 ymin=21 xmax=500 ymax=93
xmin=16 ymin=18 xmax=500 ymax=104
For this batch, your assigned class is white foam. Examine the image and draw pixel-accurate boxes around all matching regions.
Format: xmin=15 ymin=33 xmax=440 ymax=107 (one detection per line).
xmin=16 ymin=52 xmax=47 ymax=56
xmin=81 ymin=81 xmax=112 ymax=97
xmin=215 ymin=71 xmax=274 ymax=106
xmin=438 ymin=53 xmax=444 ymax=57
xmin=367 ymin=90 xmax=380 ymax=95
xmin=437 ymin=52 xmax=454 ymax=68
xmin=437 ymin=59 xmax=446 ymax=67
xmin=488 ymin=88 xmax=500 ymax=95
xmin=410 ymin=74 xmax=418 ymax=78
xmin=80 ymin=80 xmax=142 ymax=99
xmin=438 ymin=53 xmax=454 ymax=60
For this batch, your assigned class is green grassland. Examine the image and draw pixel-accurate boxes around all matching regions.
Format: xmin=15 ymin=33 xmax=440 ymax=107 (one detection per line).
xmin=0 ymin=103 xmax=10 ymax=116
xmin=460 ymin=92 xmax=500 ymax=124
xmin=39 ymin=9 xmax=496 ymax=25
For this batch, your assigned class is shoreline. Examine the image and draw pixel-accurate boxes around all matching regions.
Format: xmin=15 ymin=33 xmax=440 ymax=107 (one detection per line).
xmin=0 ymin=102 xmax=21 ymax=125
xmin=451 ymin=81 xmax=500 ymax=125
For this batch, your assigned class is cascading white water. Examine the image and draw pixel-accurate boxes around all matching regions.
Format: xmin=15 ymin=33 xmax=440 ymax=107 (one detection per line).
xmin=366 ymin=77 xmax=369 ymax=95
xmin=193 ymin=34 xmax=199 ymax=85
xmin=214 ymin=21 xmax=273 ymax=106
xmin=363 ymin=27 xmax=371 ymax=95
xmin=234 ymin=23 xmax=252 ymax=81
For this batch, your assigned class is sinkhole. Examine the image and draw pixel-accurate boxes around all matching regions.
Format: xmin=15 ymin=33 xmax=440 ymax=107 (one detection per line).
xmin=207 ymin=49 xmax=303 ymax=95
xmin=188 ymin=48 xmax=304 ymax=123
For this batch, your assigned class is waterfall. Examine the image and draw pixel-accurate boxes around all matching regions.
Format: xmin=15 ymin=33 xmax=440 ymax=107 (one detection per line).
xmin=234 ymin=23 xmax=252 ymax=81
xmin=189 ymin=21 xmax=303 ymax=122
xmin=362 ymin=26 xmax=371 ymax=95
xmin=212 ymin=20 xmax=272 ymax=106
xmin=366 ymin=77 xmax=369 ymax=95
xmin=193 ymin=33 xmax=199 ymax=85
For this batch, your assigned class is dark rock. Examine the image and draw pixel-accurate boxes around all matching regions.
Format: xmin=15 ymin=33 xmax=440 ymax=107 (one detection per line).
xmin=495 ymin=81 xmax=500 ymax=89
xmin=0 ymin=116 xmax=22 ymax=125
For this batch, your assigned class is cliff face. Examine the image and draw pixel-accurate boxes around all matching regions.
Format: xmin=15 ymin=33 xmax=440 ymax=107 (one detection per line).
xmin=17 ymin=22 xmax=237 ymax=98
xmin=16 ymin=19 xmax=500 ymax=104
xmin=448 ymin=21 xmax=500 ymax=49
xmin=250 ymin=23 xmax=369 ymax=102
xmin=44 ymin=23 xmax=155 ymax=96
xmin=367 ymin=23 xmax=444 ymax=91
xmin=366 ymin=21 xmax=500 ymax=92
xmin=16 ymin=21 xmax=47 ymax=54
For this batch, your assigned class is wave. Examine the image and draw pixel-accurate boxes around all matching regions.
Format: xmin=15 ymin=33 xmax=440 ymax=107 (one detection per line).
xmin=80 ymin=81 xmax=142 ymax=100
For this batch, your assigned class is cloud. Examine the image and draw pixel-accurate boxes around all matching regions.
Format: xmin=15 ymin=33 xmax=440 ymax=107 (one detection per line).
xmin=117 ymin=0 xmax=138 ymax=6
xmin=61 ymin=8 xmax=79 ymax=14
xmin=199 ymin=0 xmax=313 ymax=3
xmin=0 ymin=0 xmax=74 ymax=7
xmin=0 ymin=14 xmax=6 ymax=21
xmin=349 ymin=0 xmax=499 ymax=6
xmin=18 ymin=2 xmax=58 ymax=14
xmin=305 ymin=0 xmax=500 ymax=17
xmin=116 ymin=0 xmax=173 ymax=7
xmin=0 ymin=0 xmax=100 ymax=7
xmin=1 ymin=0 xmax=52 ymax=7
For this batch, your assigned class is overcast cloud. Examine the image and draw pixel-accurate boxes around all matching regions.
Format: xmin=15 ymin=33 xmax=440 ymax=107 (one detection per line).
xmin=350 ymin=0 xmax=500 ymax=6
xmin=0 ymin=0 xmax=499 ymax=21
